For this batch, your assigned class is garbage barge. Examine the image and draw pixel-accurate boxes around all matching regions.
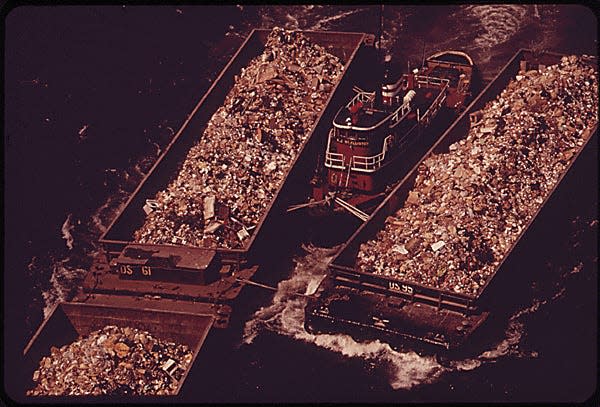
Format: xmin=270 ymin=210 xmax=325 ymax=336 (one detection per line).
xmin=22 ymin=28 xmax=376 ymax=398
xmin=305 ymin=49 xmax=598 ymax=350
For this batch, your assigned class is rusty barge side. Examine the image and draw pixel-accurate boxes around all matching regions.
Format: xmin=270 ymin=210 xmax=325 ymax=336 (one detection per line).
xmin=305 ymin=49 xmax=598 ymax=350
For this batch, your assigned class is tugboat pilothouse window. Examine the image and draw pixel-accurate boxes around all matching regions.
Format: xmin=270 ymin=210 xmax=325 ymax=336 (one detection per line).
xmin=335 ymin=128 xmax=367 ymax=142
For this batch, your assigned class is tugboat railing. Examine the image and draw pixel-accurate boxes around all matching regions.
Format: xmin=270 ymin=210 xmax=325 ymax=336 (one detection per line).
xmin=326 ymin=129 xmax=404 ymax=173
xmin=414 ymin=75 xmax=450 ymax=88
xmin=351 ymin=135 xmax=393 ymax=172
xmin=389 ymin=102 xmax=412 ymax=128
xmin=351 ymin=153 xmax=384 ymax=170
xmin=327 ymin=74 xmax=450 ymax=173
xmin=418 ymin=84 xmax=448 ymax=126
xmin=326 ymin=153 xmax=346 ymax=169
xmin=346 ymin=88 xmax=376 ymax=109
xmin=324 ymin=129 xmax=346 ymax=169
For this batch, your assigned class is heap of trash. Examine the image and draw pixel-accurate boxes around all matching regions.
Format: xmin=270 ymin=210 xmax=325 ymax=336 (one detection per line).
xmin=134 ymin=27 xmax=344 ymax=249
xmin=27 ymin=325 xmax=193 ymax=396
xmin=357 ymin=55 xmax=598 ymax=296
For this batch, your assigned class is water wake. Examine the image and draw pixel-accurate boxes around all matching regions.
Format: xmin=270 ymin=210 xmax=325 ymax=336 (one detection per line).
xmin=242 ymin=239 xmax=576 ymax=388
xmin=309 ymin=8 xmax=368 ymax=31
xmin=41 ymin=257 xmax=89 ymax=318
xmin=243 ymin=245 xmax=446 ymax=389
xmin=258 ymin=7 xmax=372 ymax=34
xmin=42 ymin=186 xmax=130 ymax=319
xmin=61 ymin=214 xmax=75 ymax=250
xmin=464 ymin=5 xmax=528 ymax=50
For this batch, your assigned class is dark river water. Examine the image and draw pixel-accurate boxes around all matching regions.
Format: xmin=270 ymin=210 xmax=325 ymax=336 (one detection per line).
xmin=4 ymin=5 xmax=598 ymax=403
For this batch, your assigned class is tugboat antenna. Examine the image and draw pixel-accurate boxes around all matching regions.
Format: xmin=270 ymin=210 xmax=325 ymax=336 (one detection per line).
xmin=377 ymin=5 xmax=384 ymax=53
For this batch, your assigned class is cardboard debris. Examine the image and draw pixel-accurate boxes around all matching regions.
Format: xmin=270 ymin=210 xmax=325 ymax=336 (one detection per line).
xmin=431 ymin=241 xmax=446 ymax=252
xmin=203 ymin=195 xmax=215 ymax=220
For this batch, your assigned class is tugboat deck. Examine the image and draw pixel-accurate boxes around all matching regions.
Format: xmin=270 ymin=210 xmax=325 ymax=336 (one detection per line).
xmin=333 ymin=85 xmax=444 ymax=130
xmin=428 ymin=66 xmax=463 ymax=86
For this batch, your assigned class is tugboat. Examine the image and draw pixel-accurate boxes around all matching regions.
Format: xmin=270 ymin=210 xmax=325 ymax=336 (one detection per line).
xmin=305 ymin=51 xmax=474 ymax=221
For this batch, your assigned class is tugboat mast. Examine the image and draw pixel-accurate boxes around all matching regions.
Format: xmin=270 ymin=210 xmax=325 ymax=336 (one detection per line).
xmin=377 ymin=4 xmax=384 ymax=54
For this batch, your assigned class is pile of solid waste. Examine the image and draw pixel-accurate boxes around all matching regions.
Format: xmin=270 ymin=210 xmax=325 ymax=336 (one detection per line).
xmin=357 ymin=55 xmax=598 ymax=296
xmin=134 ymin=27 xmax=344 ymax=249
xmin=27 ymin=325 xmax=193 ymax=396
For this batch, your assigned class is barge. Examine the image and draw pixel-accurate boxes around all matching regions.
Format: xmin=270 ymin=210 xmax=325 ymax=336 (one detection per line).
xmin=22 ymin=28 xmax=376 ymax=397
xmin=305 ymin=49 xmax=598 ymax=351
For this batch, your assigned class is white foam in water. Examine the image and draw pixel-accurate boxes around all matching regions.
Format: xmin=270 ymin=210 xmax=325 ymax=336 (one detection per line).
xmin=464 ymin=5 xmax=527 ymax=50
xmin=243 ymin=241 xmax=575 ymax=388
xmin=90 ymin=187 xmax=130 ymax=234
xmin=284 ymin=14 xmax=300 ymax=30
xmin=243 ymin=245 xmax=447 ymax=389
xmin=259 ymin=7 xmax=372 ymax=36
xmin=450 ymin=358 xmax=482 ymax=372
xmin=43 ymin=192 xmax=128 ymax=318
xmin=309 ymin=8 xmax=368 ymax=31
xmin=304 ymin=273 xmax=326 ymax=296
xmin=41 ymin=258 xmax=88 ymax=318
xmin=478 ymin=319 xmax=524 ymax=360
xmin=91 ymin=205 xmax=109 ymax=235
xmin=61 ymin=213 xmax=75 ymax=250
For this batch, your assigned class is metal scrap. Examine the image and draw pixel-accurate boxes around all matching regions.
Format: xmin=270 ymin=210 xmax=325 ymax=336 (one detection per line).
xmin=133 ymin=27 xmax=344 ymax=249
xmin=27 ymin=325 xmax=193 ymax=396
xmin=357 ymin=55 xmax=598 ymax=296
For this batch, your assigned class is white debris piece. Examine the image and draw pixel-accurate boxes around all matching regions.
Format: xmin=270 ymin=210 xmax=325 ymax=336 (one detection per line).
xmin=237 ymin=227 xmax=250 ymax=241
xmin=203 ymin=195 xmax=215 ymax=220
xmin=431 ymin=240 xmax=446 ymax=252
xmin=143 ymin=199 xmax=161 ymax=215
xmin=392 ymin=244 xmax=409 ymax=255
